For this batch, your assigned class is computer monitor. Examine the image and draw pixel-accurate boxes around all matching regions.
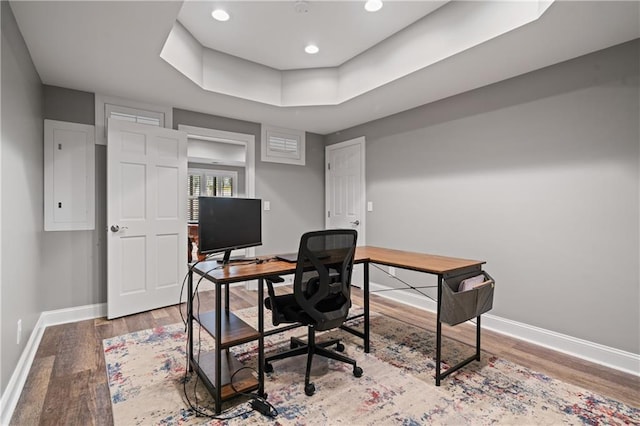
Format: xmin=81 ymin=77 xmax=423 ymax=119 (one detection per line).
xmin=197 ymin=197 xmax=262 ymax=264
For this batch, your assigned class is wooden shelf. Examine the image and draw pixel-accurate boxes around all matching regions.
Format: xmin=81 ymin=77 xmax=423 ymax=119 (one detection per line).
xmin=192 ymin=351 xmax=258 ymax=400
xmin=196 ymin=310 xmax=260 ymax=349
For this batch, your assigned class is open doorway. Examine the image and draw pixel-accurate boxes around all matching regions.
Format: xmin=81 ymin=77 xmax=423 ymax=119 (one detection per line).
xmin=178 ymin=125 xmax=256 ymax=262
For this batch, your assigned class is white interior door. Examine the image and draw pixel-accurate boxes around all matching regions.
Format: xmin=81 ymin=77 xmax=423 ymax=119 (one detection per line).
xmin=107 ymin=120 xmax=188 ymax=319
xmin=326 ymin=137 xmax=366 ymax=286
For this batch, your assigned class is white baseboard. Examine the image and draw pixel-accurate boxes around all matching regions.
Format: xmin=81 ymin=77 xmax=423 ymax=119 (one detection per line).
xmin=0 ymin=315 xmax=45 ymax=426
xmin=0 ymin=303 xmax=106 ymax=426
xmin=40 ymin=303 xmax=106 ymax=327
xmin=368 ymin=282 xmax=640 ymax=377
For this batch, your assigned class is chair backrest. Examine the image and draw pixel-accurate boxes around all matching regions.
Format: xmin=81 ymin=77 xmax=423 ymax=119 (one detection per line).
xmin=293 ymin=229 xmax=358 ymax=331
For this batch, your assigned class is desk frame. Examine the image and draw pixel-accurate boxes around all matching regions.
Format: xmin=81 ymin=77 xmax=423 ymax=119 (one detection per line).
xmin=188 ymin=264 xmax=267 ymax=414
xmin=187 ymin=246 xmax=486 ymax=413
xmin=351 ymin=247 xmax=486 ymax=386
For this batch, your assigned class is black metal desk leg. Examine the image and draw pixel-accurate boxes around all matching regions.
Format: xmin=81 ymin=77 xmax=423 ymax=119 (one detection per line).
xmin=187 ymin=269 xmax=194 ymax=372
xmin=214 ymin=283 xmax=222 ymax=413
xmin=258 ymin=278 xmax=265 ymax=397
xmin=436 ymin=275 xmax=443 ymax=386
xmin=364 ymin=262 xmax=370 ymax=353
xmin=476 ymin=315 xmax=481 ymax=361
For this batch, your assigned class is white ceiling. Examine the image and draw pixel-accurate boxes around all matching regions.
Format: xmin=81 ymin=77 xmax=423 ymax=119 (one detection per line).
xmin=177 ymin=1 xmax=446 ymax=70
xmin=8 ymin=1 xmax=640 ymax=135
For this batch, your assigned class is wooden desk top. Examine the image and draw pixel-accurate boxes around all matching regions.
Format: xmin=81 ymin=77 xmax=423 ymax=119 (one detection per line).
xmin=192 ymin=258 xmax=297 ymax=284
xmin=355 ymin=246 xmax=484 ymax=275
xmin=192 ymin=246 xmax=485 ymax=284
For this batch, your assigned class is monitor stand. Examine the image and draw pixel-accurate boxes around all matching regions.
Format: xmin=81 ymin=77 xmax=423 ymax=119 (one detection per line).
xmin=217 ymin=250 xmax=248 ymax=265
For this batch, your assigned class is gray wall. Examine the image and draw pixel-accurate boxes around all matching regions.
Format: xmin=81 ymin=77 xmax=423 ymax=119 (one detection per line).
xmin=174 ymin=108 xmax=326 ymax=255
xmin=8 ymin=95 xmax=326 ymax=325
xmin=325 ymin=40 xmax=640 ymax=354
xmin=17 ymin=101 xmax=326 ymax=321
xmin=1 ymin=1 xmax=44 ymax=394
xmin=41 ymin=86 xmax=106 ymax=311
xmin=258 ymin=132 xmax=326 ymax=254
xmin=0 ymin=84 xmax=326 ymax=394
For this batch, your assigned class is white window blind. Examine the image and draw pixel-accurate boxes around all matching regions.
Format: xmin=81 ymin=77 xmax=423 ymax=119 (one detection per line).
xmin=95 ymin=95 xmax=172 ymax=145
xmin=261 ymin=125 xmax=305 ymax=166
xmin=109 ymin=111 xmax=161 ymax=127
xmin=187 ymin=169 xmax=237 ymax=222
xmin=188 ymin=174 xmax=202 ymax=222
xmin=268 ymin=135 xmax=298 ymax=153
xmin=105 ymin=103 xmax=164 ymax=132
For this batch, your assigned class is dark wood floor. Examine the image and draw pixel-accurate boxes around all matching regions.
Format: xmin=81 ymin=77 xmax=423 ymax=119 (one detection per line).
xmin=10 ymin=286 xmax=640 ymax=425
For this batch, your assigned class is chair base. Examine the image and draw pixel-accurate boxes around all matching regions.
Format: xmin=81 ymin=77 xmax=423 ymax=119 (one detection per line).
xmin=264 ymin=327 xmax=363 ymax=396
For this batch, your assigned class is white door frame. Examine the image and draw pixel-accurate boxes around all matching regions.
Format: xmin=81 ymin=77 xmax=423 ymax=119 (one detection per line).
xmin=178 ymin=125 xmax=255 ymax=200
xmin=325 ymin=136 xmax=366 ymax=246
xmin=178 ymin=124 xmax=256 ymax=257
xmin=178 ymin=125 xmax=257 ymax=290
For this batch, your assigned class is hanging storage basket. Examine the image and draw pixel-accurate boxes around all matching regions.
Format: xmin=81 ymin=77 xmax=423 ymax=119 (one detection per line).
xmin=441 ymin=270 xmax=494 ymax=326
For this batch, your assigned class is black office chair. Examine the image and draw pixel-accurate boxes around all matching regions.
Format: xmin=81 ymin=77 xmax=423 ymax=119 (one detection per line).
xmin=263 ymin=229 xmax=363 ymax=396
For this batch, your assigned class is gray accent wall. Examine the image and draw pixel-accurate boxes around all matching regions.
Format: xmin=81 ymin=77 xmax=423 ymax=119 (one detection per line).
xmin=258 ymin=132 xmax=326 ymax=254
xmin=6 ymin=96 xmax=326 ymax=332
xmin=15 ymin=100 xmax=327 ymax=324
xmin=1 ymin=1 xmax=44 ymax=394
xmin=43 ymin=85 xmax=94 ymax=125
xmin=325 ymin=40 xmax=640 ymax=354
xmin=41 ymin=86 xmax=106 ymax=312
xmin=174 ymin=108 xmax=326 ymax=255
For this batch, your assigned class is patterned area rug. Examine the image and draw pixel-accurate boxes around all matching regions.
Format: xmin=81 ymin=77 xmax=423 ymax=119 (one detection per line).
xmin=104 ymin=307 xmax=639 ymax=425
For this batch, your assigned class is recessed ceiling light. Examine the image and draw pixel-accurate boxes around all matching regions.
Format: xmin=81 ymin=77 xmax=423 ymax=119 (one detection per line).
xmin=211 ymin=9 xmax=230 ymax=22
xmin=364 ymin=0 xmax=383 ymax=12
xmin=294 ymin=0 xmax=310 ymax=14
xmin=305 ymin=44 xmax=319 ymax=54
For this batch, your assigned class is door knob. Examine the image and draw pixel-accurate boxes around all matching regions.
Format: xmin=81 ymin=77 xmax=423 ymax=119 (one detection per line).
xmin=110 ymin=225 xmax=120 ymax=232
xmin=350 ymin=220 xmax=360 ymax=226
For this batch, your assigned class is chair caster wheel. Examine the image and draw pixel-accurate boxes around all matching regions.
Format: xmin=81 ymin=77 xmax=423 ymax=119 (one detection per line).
xmin=335 ymin=343 xmax=345 ymax=352
xmin=353 ymin=366 xmax=363 ymax=377
xmin=264 ymin=363 xmax=273 ymax=373
xmin=304 ymin=383 xmax=315 ymax=396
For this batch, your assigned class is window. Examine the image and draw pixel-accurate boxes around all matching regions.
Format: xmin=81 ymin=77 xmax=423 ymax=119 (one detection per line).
xmin=187 ymin=169 xmax=238 ymax=222
xmin=106 ymin=105 xmax=163 ymax=127
xmin=261 ymin=124 xmax=305 ymax=166
xmin=94 ymin=94 xmax=172 ymax=145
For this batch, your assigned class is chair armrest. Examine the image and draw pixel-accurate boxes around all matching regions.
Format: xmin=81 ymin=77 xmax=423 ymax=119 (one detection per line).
xmin=263 ymin=275 xmax=285 ymax=326
xmin=263 ymin=276 xmax=283 ymax=301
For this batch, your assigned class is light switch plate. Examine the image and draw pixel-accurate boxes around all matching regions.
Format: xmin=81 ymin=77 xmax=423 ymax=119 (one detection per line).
xmin=264 ymin=201 xmax=271 ymax=211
